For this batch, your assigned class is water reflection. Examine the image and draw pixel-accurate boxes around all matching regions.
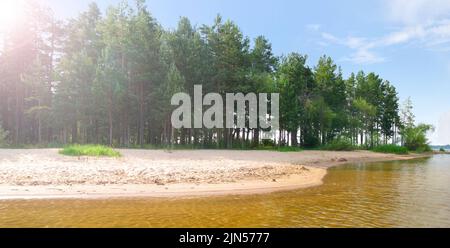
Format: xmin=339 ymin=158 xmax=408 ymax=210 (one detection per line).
xmin=0 ymin=155 xmax=449 ymax=227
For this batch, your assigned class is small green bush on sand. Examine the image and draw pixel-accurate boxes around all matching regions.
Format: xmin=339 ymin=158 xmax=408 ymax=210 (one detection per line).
xmin=372 ymin=145 xmax=408 ymax=155
xmin=59 ymin=145 xmax=121 ymax=157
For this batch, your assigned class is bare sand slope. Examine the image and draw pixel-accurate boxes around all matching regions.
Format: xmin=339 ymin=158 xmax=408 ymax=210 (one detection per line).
xmin=0 ymin=149 xmax=423 ymax=199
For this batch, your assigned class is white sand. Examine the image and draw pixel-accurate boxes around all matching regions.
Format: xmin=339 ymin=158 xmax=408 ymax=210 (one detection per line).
xmin=0 ymin=149 xmax=422 ymax=199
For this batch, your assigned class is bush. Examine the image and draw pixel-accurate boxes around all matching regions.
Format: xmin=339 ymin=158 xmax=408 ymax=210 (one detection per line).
xmin=322 ymin=139 xmax=356 ymax=151
xmin=262 ymin=139 xmax=276 ymax=147
xmin=415 ymin=145 xmax=432 ymax=153
xmin=60 ymin=145 xmax=121 ymax=157
xmin=403 ymin=124 xmax=434 ymax=152
xmin=372 ymin=145 xmax=408 ymax=155
xmin=440 ymin=148 xmax=446 ymax=152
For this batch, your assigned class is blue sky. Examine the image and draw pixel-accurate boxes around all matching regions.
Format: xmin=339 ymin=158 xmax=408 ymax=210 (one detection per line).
xmin=44 ymin=0 xmax=450 ymax=145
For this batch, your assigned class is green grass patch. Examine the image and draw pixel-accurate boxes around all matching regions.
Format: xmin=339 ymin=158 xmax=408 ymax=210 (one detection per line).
xmin=275 ymin=146 xmax=303 ymax=152
xmin=372 ymin=144 xmax=408 ymax=155
xmin=256 ymin=145 xmax=303 ymax=152
xmin=253 ymin=145 xmax=303 ymax=152
xmin=59 ymin=145 xmax=121 ymax=157
xmin=321 ymin=139 xmax=357 ymax=151
xmin=122 ymin=143 xmax=304 ymax=152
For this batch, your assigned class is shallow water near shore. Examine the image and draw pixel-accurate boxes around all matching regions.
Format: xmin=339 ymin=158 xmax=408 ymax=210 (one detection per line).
xmin=1 ymin=155 xmax=449 ymax=227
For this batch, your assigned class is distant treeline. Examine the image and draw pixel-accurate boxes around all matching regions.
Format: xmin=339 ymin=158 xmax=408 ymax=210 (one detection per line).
xmin=0 ymin=1 xmax=417 ymax=149
xmin=431 ymin=145 xmax=450 ymax=151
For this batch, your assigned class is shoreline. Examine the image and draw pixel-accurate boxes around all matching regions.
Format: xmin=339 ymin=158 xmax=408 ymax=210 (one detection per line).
xmin=0 ymin=149 xmax=428 ymax=200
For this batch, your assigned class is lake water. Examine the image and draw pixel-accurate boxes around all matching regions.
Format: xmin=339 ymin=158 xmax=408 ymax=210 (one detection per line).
xmin=1 ymin=155 xmax=449 ymax=227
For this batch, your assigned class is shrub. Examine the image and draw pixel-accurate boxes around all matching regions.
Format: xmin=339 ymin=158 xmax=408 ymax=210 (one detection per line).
xmin=440 ymin=148 xmax=446 ymax=152
xmin=262 ymin=139 xmax=276 ymax=147
xmin=372 ymin=145 xmax=408 ymax=155
xmin=415 ymin=145 xmax=432 ymax=153
xmin=322 ymin=138 xmax=356 ymax=151
xmin=403 ymin=124 xmax=434 ymax=152
xmin=60 ymin=145 xmax=121 ymax=157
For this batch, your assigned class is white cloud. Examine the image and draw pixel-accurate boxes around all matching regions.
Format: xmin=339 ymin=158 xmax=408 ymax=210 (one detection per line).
xmin=321 ymin=32 xmax=383 ymax=64
xmin=381 ymin=26 xmax=425 ymax=46
xmin=317 ymin=20 xmax=450 ymax=64
xmin=385 ymin=0 xmax=450 ymax=24
xmin=384 ymin=0 xmax=450 ymax=46
xmin=436 ymin=110 xmax=450 ymax=145
xmin=309 ymin=1 xmax=450 ymax=64
xmin=321 ymin=32 xmax=339 ymax=43
xmin=341 ymin=49 xmax=385 ymax=64
xmin=385 ymin=21 xmax=450 ymax=49
xmin=306 ymin=24 xmax=321 ymax=32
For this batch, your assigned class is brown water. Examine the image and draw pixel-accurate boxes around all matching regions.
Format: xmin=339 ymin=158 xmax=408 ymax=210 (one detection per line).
xmin=1 ymin=155 xmax=450 ymax=227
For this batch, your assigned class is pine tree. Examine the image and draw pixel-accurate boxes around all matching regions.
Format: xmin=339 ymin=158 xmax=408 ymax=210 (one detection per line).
xmin=0 ymin=0 xmax=416 ymax=150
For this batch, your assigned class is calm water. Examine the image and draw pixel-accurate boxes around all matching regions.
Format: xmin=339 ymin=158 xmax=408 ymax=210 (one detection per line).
xmin=1 ymin=155 xmax=450 ymax=227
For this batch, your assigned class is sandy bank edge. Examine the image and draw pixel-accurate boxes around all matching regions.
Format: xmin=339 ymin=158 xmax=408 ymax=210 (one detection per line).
xmin=0 ymin=152 xmax=428 ymax=200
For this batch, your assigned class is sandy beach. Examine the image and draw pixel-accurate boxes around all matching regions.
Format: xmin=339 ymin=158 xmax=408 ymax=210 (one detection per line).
xmin=0 ymin=149 xmax=424 ymax=199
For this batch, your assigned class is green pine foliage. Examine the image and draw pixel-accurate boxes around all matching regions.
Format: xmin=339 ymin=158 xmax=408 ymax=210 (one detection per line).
xmin=0 ymin=1 xmax=429 ymax=153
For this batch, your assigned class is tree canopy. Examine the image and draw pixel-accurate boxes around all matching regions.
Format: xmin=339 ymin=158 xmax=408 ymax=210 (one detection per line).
xmin=0 ymin=1 xmax=425 ymax=150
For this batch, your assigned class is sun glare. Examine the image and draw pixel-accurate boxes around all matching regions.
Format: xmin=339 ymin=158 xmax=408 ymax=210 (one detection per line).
xmin=0 ymin=0 xmax=24 ymax=31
